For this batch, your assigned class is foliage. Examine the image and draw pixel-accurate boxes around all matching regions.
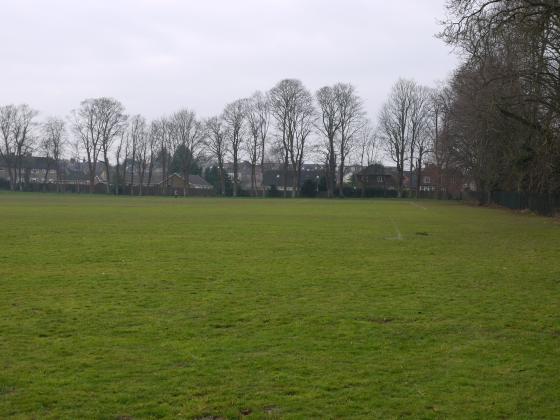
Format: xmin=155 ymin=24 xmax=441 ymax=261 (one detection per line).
xmin=299 ymin=179 xmax=318 ymax=197
xmin=170 ymin=144 xmax=202 ymax=175
xmin=203 ymin=165 xmax=233 ymax=196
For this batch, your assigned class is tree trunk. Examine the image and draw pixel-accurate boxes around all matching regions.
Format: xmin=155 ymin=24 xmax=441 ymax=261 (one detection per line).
xmin=233 ymin=156 xmax=238 ymax=197
xmin=338 ymin=160 xmax=345 ymax=198
xmin=261 ymin=152 xmax=266 ymax=198
xmin=291 ymin=164 xmax=298 ymax=198
xmin=416 ymin=157 xmax=422 ymax=199
xmin=282 ymin=151 xmax=288 ymax=198
xmin=218 ymin=162 xmax=225 ymax=196
xmin=328 ymin=137 xmax=336 ymax=198
xmin=103 ymin=152 xmax=111 ymax=194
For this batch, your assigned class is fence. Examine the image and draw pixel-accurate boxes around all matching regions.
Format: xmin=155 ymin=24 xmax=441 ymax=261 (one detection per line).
xmin=3 ymin=182 xmax=216 ymax=197
xmin=2 ymin=181 xmax=559 ymax=216
xmin=463 ymin=191 xmax=560 ymax=216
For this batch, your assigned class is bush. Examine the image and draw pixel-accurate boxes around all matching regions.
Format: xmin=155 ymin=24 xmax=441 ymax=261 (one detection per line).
xmin=268 ymin=185 xmax=281 ymax=198
xmin=300 ymin=179 xmax=318 ymax=198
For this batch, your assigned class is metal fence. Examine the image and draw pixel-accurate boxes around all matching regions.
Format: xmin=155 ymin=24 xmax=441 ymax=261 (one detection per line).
xmin=1 ymin=182 xmax=216 ymax=197
xmin=463 ymin=191 xmax=560 ymax=216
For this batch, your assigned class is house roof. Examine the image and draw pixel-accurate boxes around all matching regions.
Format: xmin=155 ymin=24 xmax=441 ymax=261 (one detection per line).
xmin=263 ymin=168 xmax=324 ymax=187
xmin=0 ymin=155 xmax=55 ymax=170
xmin=159 ymin=173 xmax=213 ymax=188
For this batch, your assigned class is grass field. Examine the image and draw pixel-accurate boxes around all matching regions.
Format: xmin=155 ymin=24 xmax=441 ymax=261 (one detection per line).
xmin=0 ymin=193 xmax=559 ymax=419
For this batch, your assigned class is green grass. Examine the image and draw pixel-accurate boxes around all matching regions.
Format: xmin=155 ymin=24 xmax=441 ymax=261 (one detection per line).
xmin=0 ymin=193 xmax=559 ymax=419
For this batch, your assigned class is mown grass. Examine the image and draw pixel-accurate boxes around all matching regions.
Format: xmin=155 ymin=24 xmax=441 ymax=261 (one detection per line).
xmin=0 ymin=192 xmax=559 ymax=419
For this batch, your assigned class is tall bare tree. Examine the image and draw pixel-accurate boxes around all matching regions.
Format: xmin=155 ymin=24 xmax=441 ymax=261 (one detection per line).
xmin=170 ymin=109 xmax=204 ymax=196
xmin=136 ymin=120 xmax=152 ymax=196
xmin=355 ymin=120 xmax=378 ymax=196
xmin=288 ymin=86 xmax=315 ymax=197
xmin=205 ymin=116 xmax=229 ymax=196
xmin=334 ymin=83 xmax=364 ymax=197
xmin=41 ymin=117 xmax=66 ymax=192
xmin=256 ymin=92 xmax=271 ymax=197
xmin=270 ymin=79 xmax=311 ymax=197
xmin=223 ymin=99 xmax=247 ymax=197
xmin=245 ymin=92 xmax=270 ymax=196
xmin=441 ymin=0 xmax=560 ymax=195
xmin=72 ymin=99 xmax=101 ymax=193
xmin=127 ymin=115 xmax=147 ymax=195
xmin=409 ymin=85 xmax=432 ymax=197
xmin=153 ymin=117 xmax=172 ymax=194
xmin=72 ymin=98 xmax=126 ymax=193
xmin=378 ymin=79 xmax=415 ymax=196
xmin=98 ymin=98 xmax=127 ymax=194
xmin=316 ymin=86 xmax=342 ymax=198
xmin=114 ymin=131 xmax=129 ymax=195
xmin=0 ymin=105 xmax=38 ymax=191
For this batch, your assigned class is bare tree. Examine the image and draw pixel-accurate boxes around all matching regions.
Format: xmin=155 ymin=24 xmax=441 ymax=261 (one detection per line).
xmin=0 ymin=105 xmax=38 ymax=191
xmin=256 ymin=92 xmax=271 ymax=197
xmin=378 ymin=79 xmax=415 ymax=196
xmin=98 ymin=98 xmax=127 ymax=194
xmin=270 ymin=79 xmax=312 ymax=197
xmin=41 ymin=117 xmax=66 ymax=192
xmin=127 ymin=115 xmax=147 ymax=195
xmin=430 ymin=85 xmax=454 ymax=192
xmin=410 ymin=85 xmax=432 ymax=197
xmin=245 ymin=92 xmax=270 ymax=196
xmin=288 ymin=86 xmax=315 ymax=197
xmin=169 ymin=109 xmax=204 ymax=196
xmin=205 ymin=116 xmax=229 ymax=196
xmin=146 ymin=122 xmax=158 ymax=188
xmin=153 ymin=117 xmax=172 ymax=194
xmin=136 ymin=120 xmax=152 ymax=196
xmin=72 ymin=99 xmax=101 ymax=193
xmin=72 ymin=98 xmax=126 ymax=193
xmin=223 ymin=99 xmax=247 ymax=197
xmin=440 ymin=0 xmax=560 ymax=195
xmin=334 ymin=83 xmax=364 ymax=197
xmin=355 ymin=120 xmax=378 ymax=196
xmin=114 ymin=131 xmax=129 ymax=195
xmin=316 ymin=86 xmax=341 ymax=198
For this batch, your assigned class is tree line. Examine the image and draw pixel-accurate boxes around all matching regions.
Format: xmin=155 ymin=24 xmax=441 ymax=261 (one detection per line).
xmin=4 ymin=1 xmax=556 ymax=199
xmin=0 ymin=77 xmax=441 ymax=198
xmin=0 ymin=80 xmax=382 ymax=197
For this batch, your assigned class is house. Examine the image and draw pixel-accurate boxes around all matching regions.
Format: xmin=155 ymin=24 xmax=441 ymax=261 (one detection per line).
xmin=343 ymin=164 xmax=364 ymax=183
xmin=159 ymin=173 xmax=214 ymax=191
xmin=355 ymin=164 xmax=400 ymax=190
xmin=223 ymin=161 xmax=262 ymax=190
xmin=263 ymin=164 xmax=325 ymax=191
xmin=59 ymin=159 xmax=107 ymax=185
xmin=408 ymin=163 xmax=468 ymax=197
xmin=0 ymin=155 xmax=58 ymax=185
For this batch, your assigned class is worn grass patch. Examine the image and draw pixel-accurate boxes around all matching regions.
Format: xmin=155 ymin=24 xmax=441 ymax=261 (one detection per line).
xmin=0 ymin=193 xmax=559 ymax=418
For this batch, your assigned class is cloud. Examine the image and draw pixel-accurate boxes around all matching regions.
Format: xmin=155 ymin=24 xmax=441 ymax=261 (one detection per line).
xmin=0 ymin=0 xmax=457 ymax=121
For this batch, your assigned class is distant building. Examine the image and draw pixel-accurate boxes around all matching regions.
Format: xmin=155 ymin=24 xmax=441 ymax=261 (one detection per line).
xmin=355 ymin=164 xmax=400 ymax=190
xmin=262 ymin=164 xmax=324 ymax=191
xmin=159 ymin=173 xmax=214 ymax=191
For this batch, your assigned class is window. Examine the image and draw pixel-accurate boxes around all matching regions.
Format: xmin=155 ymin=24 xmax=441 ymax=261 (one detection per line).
xmin=423 ymin=176 xmax=431 ymax=184
xmin=377 ymin=176 xmax=383 ymax=183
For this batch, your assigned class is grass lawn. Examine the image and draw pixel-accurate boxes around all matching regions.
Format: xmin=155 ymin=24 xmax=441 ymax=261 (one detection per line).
xmin=0 ymin=193 xmax=559 ymax=419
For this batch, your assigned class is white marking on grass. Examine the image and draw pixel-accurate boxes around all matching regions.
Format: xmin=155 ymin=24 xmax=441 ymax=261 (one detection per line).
xmin=408 ymin=201 xmax=427 ymax=210
xmin=387 ymin=217 xmax=403 ymax=240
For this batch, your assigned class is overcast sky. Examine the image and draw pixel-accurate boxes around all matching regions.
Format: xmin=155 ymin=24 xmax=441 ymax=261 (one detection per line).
xmin=1 ymin=0 xmax=457 ymax=122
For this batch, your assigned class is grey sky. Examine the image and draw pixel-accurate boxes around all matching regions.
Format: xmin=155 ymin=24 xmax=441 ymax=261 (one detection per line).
xmin=1 ymin=0 xmax=457 ymax=122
